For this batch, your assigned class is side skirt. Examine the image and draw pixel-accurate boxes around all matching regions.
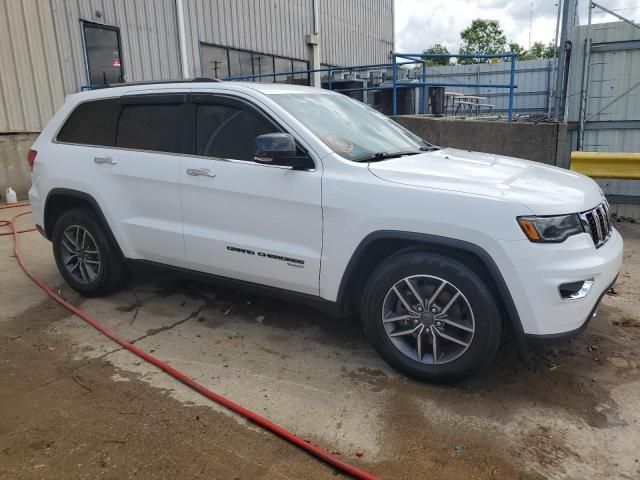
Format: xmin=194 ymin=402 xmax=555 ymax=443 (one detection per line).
xmin=126 ymin=259 xmax=347 ymax=318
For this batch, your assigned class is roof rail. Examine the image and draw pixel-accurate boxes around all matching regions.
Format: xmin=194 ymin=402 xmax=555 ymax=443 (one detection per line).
xmin=192 ymin=77 xmax=222 ymax=82
xmin=80 ymin=77 xmax=222 ymax=91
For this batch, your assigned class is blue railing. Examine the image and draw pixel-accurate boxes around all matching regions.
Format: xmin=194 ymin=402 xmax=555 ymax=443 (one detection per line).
xmin=221 ymin=52 xmax=518 ymax=121
xmin=81 ymin=53 xmax=518 ymax=121
xmin=392 ymin=53 xmax=518 ymax=121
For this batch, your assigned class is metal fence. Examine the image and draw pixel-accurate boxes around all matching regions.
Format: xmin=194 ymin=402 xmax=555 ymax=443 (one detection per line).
xmin=223 ymin=56 xmax=557 ymax=120
xmin=405 ymin=58 xmax=556 ymax=118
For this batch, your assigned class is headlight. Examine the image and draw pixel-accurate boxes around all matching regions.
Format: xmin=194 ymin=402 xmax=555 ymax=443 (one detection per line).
xmin=517 ymin=214 xmax=584 ymax=243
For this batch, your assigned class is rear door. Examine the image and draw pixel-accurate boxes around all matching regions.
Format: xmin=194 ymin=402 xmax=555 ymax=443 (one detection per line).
xmin=180 ymin=94 xmax=322 ymax=295
xmin=105 ymin=93 xmax=191 ymax=265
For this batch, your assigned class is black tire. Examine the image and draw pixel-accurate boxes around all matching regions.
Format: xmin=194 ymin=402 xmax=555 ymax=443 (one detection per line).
xmin=52 ymin=208 xmax=128 ymax=297
xmin=361 ymin=251 xmax=502 ymax=383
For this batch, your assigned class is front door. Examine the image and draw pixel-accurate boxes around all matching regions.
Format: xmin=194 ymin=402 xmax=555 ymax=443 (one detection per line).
xmin=180 ymin=94 xmax=322 ymax=295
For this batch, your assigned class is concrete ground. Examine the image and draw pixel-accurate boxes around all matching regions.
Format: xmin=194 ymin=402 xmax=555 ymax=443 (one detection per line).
xmin=1 ymin=205 xmax=640 ymax=480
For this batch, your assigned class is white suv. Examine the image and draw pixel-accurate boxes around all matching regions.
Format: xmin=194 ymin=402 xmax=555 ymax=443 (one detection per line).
xmin=28 ymin=80 xmax=623 ymax=382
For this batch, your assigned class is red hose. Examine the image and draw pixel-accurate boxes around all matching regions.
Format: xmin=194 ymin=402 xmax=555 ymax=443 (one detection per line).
xmin=3 ymin=207 xmax=379 ymax=480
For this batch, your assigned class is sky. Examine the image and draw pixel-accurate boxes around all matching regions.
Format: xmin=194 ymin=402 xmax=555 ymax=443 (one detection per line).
xmin=395 ymin=0 xmax=640 ymax=53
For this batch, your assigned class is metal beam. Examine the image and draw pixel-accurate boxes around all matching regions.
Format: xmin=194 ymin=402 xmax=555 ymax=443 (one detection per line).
xmin=606 ymin=195 xmax=640 ymax=205
xmin=591 ymin=40 xmax=640 ymax=52
xmin=578 ymin=3 xmax=594 ymax=150
xmin=591 ymin=1 xmax=640 ymax=30
xmin=553 ymin=0 xmax=577 ymax=120
xmin=584 ymin=120 xmax=640 ymax=130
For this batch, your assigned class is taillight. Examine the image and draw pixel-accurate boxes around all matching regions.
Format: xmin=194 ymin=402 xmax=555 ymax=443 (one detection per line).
xmin=27 ymin=149 xmax=37 ymax=170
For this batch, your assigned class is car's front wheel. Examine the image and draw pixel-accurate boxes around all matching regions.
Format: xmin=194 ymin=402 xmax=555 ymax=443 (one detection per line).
xmin=52 ymin=208 xmax=127 ymax=296
xmin=361 ymin=251 xmax=502 ymax=383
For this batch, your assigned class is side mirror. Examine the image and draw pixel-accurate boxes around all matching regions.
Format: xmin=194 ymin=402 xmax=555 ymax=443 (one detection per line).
xmin=255 ymin=133 xmax=296 ymax=161
xmin=254 ymin=133 xmax=312 ymax=170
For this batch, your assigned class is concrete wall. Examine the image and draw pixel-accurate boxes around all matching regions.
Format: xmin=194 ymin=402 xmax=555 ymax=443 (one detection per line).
xmin=393 ymin=116 xmax=567 ymax=166
xmin=0 ymin=133 xmax=37 ymax=201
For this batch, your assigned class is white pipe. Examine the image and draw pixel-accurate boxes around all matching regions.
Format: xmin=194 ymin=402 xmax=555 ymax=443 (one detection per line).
xmin=176 ymin=0 xmax=190 ymax=78
xmin=312 ymin=0 xmax=319 ymax=35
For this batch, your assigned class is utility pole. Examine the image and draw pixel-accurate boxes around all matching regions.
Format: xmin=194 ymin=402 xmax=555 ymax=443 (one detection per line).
xmin=577 ymin=2 xmax=594 ymax=150
xmin=553 ymin=0 xmax=578 ymax=120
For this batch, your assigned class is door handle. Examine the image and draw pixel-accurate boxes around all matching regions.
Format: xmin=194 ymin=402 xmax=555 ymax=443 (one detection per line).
xmin=187 ymin=168 xmax=216 ymax=178
xmin=94 ymin=156 xmax=117 ymax=165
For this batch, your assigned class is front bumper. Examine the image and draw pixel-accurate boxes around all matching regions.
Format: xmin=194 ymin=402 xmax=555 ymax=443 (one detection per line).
xmin=497 ymin=228 xmax=623 ymax=337
xmin=524 ymin=275 xmax=617 ymax=341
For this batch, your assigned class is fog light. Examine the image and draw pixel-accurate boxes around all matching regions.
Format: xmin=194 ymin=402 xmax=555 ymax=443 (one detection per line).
xmin=559 ymin=278 xmax=594 ymax=300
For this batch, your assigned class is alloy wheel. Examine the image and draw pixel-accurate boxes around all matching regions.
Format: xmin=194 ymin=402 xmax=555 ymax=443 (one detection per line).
xmin=381 ymin=275 xmax=475 ymax=364
xmin=60 ymin=225 xmax=102 ymax=285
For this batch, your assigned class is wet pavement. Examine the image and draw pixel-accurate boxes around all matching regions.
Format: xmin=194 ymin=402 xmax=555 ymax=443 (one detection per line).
xmin=2 ymin=206 xmax=640 ymax=479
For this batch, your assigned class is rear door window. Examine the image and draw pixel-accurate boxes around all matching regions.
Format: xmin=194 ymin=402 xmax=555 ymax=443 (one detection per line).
xmin=116 ymin=95 xmax=191 ymax=154
xmin=57 ymin=99 xmax=121 ymax=146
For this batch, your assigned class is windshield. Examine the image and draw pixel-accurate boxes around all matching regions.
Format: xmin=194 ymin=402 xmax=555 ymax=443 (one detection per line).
xmin=268 ymin=92 xmax=432 ymax=162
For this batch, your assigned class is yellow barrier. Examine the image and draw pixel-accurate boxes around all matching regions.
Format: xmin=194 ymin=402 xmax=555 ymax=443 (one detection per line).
xmin=570 ymin=152 xmax=640 ymax=180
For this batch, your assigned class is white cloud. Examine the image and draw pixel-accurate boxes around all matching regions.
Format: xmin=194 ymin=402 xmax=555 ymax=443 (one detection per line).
xmin=395 ymin=0 xmax=640 ymax=53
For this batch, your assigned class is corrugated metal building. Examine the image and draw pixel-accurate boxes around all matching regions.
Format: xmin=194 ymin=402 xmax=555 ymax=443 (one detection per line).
xmin=0 ymin=0 xmax=394 ymax=133
xmin=0 ymin=0 xmax=393 ymax=198
xmin=565 ymin=20 xmax=640 ymax=218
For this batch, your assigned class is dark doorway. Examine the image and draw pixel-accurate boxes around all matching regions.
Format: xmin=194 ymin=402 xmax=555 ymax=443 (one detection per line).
xmin=82 ymin=21 xmax=124 ymax=85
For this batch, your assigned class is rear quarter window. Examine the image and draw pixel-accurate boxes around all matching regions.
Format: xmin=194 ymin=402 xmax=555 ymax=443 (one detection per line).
xmin=56 ymin=98 xmax=121 ymax=146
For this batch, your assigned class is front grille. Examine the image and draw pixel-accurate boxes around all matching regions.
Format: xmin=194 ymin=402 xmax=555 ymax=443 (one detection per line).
xmin=579 ymin=201 xmax=613 ymax=248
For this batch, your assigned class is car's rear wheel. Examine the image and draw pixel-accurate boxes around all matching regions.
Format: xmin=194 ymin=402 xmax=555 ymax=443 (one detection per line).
xmin=361 ymin=251 xmax=502 ymax=383
xmin=52 ymin=208 xmax=127 ymax=296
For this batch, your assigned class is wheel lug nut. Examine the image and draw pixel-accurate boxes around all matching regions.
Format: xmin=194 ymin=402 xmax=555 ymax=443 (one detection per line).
xmin=436 ymin=321 xmax=443 ymax=327
xmin=416 ymin=305 xmax=423 ymax=313
xmin=431 ymin=307 xmax=438 ymax=314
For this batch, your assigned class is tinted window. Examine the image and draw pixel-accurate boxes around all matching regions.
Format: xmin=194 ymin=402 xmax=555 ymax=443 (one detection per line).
xmin=116 ymin=104 xmax=188 ymax=154
xmin=57 ymin=99 xmax=121 ymax=146
xmin=196 ymin=103 xmax=279 ymax=161
xmin=83 ymin=22 xmax=123 ymax=85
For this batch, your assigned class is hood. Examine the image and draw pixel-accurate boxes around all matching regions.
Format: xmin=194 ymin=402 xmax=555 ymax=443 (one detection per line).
xmin=368 ymin=148 xmax=604 ymax=215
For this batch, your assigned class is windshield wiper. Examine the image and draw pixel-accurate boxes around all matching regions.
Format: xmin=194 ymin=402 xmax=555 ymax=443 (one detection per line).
xmin=356 ymin=151 xmax=422 ymax=163
xmin=419 ymin=145 xmax=440 ymax=152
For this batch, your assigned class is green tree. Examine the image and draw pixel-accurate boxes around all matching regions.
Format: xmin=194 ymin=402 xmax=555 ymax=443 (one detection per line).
xmin=509 ymin=41 xmax=557 ymax=61
xmin=423 ymin=43 xmax=451 ymax=66
xmin=527 ymin=41 xmax=556 ymax=59
xmin=508 ymin=42 xmax=526 ymax=59
xmin=459 ymin=19 xmax=507 ymax=64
